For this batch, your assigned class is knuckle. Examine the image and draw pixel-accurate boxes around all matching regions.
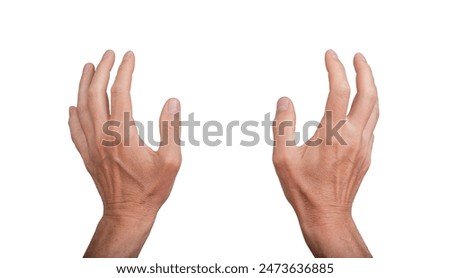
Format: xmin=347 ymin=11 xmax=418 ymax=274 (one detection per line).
xmin=77 ymin=105 xmax=88 ymax=116
xmin=365 ymin=157 xmax=372 ymax=168
xmin=70 ymin=133 xmax=79 ymax=144
xmin=84 ymin=162 xmax=95 ymax=175
xmin=110 ymin=84 xmax=119 ymax=94
xmin=163 ymin=154 xmax=182 ymax=170
xmin=346 ymin=137 xmax=365 ymax=157
xmin=272 ymin=152 xmax=282 ymax=166
xmin=372 ymin=84 xmax=378 ymax=93
xmin=272 ymin=127 xmax=280 ymax=138
xmin=68 ymin=116 xmax=73 ymax=127
xmin=355 ymin=150 xmax=365 ymax=161
xmin=366 ymin=91 xmax=378 ymax=104
xmin=87 ymin=99 xmax=96 ymax=113
xmin=334 ymin=83 xmax=350 ymax=94
xmin=345 ymin=131 xmax=362 ymax=147
xmin=361 ymin=131 xmax=372 ymax=145
xmin=361 ymin=156 xmax=371 ymax=172
xmin=272 ymin=152 xmax=289 ymax=168
xmin=111 ymin=84 xmax=125 ymax=95
xmin=374 ymin=106 xmax=380 ymax=120
xmin=275 ymin=121 xmax=296 ymax=137
xmin=87 ymin=86 xmax=97 ymax=97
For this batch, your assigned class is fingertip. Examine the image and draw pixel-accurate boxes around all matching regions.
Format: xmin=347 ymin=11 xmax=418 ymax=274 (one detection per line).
xmin=82 ymin=63 xmax=94 ymax=74
xmin=167 ymin=98 xmax=181 ymax=115
xmin=103 ymin=49 xmax=115 ymax=59
xmin=274 ymin=97 xmax=296 ymax=149
xmin=276 ymin=97 xmax=291 ymax=112
xmin=159 ymin=98 xmax=182 ymax=154
xmin=100 ymin=50 xmax=115 ymax=67
xmin=123 ymin=50 xmax=135 ymax=60
xmin=357 ymin=52 xmax=367 ymax=62
xmin=326 ymin=49 xmax=338 ymax=59
xmin=69 ymin=106 xmax=76 ymax=115
xmin=68 ymin=106 xmax=78 ymax=125
xmin=354 ymin=52 xmax=367 ymax=66
xmin=325 ymin=49 xmax=344 ymax=73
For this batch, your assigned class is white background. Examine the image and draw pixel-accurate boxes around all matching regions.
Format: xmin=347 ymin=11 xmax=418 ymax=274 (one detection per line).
xmin=1 ymin=0 xmax=449 ymax=277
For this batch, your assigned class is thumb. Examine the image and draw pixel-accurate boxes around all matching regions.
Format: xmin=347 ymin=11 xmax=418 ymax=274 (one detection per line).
xmin=273 ymin=97 xmax=296 ymax=153
xmin=158 ymin=98 xmax=182 ymax=165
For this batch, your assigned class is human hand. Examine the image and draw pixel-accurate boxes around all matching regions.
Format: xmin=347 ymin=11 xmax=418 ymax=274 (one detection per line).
xmin=272 ymin=50 xmax=378 ymax=258
xmin=68 ymin=50 xmax=181 ymax=257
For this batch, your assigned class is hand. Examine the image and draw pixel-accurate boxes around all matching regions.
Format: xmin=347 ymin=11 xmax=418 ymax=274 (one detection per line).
xmin=68 ymin=50 xmax=182 ymax=258
xmin=272 ymin=50 xmax=378 ymax=258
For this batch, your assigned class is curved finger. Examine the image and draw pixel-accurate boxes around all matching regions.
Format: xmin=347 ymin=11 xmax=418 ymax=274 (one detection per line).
xmin=76 ymin=63 xmax=95 ymax=142
xmin=88 ymin=50 xmax=115 ymax=125
xmin=111 ymin=51 xmax=135 ymax=121
xmin=324 ymin=49 xmax=351 ymax=120
xmin=348 ymin=53 xmax=378 ymax=130
xmin=68 ymin=106 xmax=90 ymax=164
xmin=362 ymin=98 xmax=379 ymax=140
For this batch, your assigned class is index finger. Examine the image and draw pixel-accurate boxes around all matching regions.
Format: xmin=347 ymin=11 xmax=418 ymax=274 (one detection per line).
xmin=87 ymin=50 xmax=115 ymax=125
xmin=348 ymin=53 xmax=378 ymax=129
xmin=111 ymin=51 xmax=135 ymax=121
xmin=324 ymin=49 xmax=351 ymax=120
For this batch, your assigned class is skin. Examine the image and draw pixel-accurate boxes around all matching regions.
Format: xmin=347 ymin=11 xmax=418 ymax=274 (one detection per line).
xmin=272 ymin=50 xmax=378 ymax=258
xmin=68 ymin=50 xmax=181 ymax=258
xmin=69 ymin=49 xmax=376 ymax=258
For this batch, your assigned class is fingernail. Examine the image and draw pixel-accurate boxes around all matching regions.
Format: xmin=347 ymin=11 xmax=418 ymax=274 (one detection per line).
xmin=168 ymin=98 xmax=180 ymax=114
xmin=328 ymin=49 xmax=338 ymax=58
xmin=358 ymin=52 xmax=367 ymax=63
xmin=103 ymin=49 xmax=112 ymax=59
xmin=124 ymin=50 xmax=133 ymax=60
xmin=83 ymin=63 xmax=90 ymax=73
xmin=277 ymin=97 xmax=289 ymax=112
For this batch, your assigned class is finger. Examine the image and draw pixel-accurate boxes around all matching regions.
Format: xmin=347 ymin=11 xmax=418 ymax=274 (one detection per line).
xmin=88 ymin=50 xmax=115 ymax=125
xmin=111 ymin=51 xmax=135 ymax=121
xmin=324 ymin=49 xmax=351 ymax=120
xmin=158 ymin=98 xmax=182 ymax=165
xmin=362 ymin=134 xmax=375 ymax=175
xmin=368 ymin=134 xmax=375 ymax=157
xmin=68 ymin=106 xmax=90 ymax=164
xmin=362 ymin=98 xmax=379 ymax=140
xmin=350 ymin=133 xmax=375 ymax=203
xmin=273 ymin=97 xmax=296 ymax=155
xmin=348 ymin=53 xmax=378 ymax=130
xmin=76 ymin=63 xmax=95 ymax=138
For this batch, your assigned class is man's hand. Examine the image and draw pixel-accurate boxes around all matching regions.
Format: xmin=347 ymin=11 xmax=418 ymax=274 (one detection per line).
xmin=272 ymin=50 xmax=378 ymax=258
xmin=68 ymin=50 xmax=181 ymax=258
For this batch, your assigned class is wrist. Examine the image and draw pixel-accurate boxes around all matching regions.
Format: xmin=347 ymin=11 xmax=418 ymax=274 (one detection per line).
xmin=292 ymin=202 xmax=352 ymax=229
xmin=84 ymin=205 xmax=159 ymax=258
xmin=101 ymin=204 xmax=159 ymax=241
xmin=103 ymin=200 xmax=160 ymax=223
xmin=84 ymin=215 xmax=156 ymax=258
xmin=294 ymin=210 xmax=371 ymax=258
xmin=100 ymin=213 xmax=156 ymax=235
xmin=299 ymin=214 xmax=355 ymax=245
xmin=291 ymin=205 xmax=371 ymax=258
